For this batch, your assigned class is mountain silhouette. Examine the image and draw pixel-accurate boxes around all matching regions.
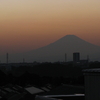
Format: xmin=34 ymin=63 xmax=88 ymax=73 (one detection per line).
xmin=23 ymin=35 xmax=100 ymax=62
xmin=1 ymin=35 xmax=100 ymax=62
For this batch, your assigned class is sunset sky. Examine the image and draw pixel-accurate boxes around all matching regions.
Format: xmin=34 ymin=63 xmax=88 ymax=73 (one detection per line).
xmin=0 ymin=0 xmax=100 ymax=54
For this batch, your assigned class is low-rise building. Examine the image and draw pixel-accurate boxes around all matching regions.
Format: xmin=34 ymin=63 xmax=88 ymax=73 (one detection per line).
xmin=83 ymin=68 xmax=100 ymax=100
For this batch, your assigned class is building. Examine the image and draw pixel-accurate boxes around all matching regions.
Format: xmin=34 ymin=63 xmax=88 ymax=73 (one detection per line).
xmin=83 ymin=68 xmax=100 ymax=100
xmin=73 ymin=52 xmax=80 ymax=64
xmin=36 ymin=85 xmax=84 ymax=100
xmin=0 ymin=85 xmax=45 ymax=100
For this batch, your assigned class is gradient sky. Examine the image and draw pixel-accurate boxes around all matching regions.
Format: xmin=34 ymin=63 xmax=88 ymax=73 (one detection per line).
xmin=0 ymin=0 xmax=100 ymax=54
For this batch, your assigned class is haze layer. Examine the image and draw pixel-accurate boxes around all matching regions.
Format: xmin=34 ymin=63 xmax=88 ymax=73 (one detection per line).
xmin=0 ymin=0 xmax=100 ymax=54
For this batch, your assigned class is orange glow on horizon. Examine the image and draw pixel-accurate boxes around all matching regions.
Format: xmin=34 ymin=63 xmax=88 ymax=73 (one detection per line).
xmin=0 ymin=0 xmax=100 ymax=54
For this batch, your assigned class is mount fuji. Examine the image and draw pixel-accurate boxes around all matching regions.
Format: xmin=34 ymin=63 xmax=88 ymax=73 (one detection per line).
xmin=1 ymin=35 xmax=100 ymax=63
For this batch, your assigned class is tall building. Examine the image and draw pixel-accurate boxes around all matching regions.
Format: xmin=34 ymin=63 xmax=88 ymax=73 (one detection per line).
xmin=73 ymin=52 xmax=80 ymax=63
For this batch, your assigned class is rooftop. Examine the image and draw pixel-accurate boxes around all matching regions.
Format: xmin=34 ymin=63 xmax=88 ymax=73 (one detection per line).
xmin=83 ymin=68 xmax=100 ymax=73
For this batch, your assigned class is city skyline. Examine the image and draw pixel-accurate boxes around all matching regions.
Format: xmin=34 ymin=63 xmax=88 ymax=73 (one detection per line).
xmin=0 ymin=0 xmax=100 ymax=54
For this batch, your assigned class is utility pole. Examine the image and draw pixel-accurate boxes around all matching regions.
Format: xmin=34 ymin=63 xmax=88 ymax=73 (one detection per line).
xmin=87 ymin=55 xmax=89 ymax=67
xmin=23 ymin=58 xmax=25 ymax=63
xmin=65 ymin=53 xmax=67 ymax=62
xmin=6 ymin=53 xmax=8 ymax=64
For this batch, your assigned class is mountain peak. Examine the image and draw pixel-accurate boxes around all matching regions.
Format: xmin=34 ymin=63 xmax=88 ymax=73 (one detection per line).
xmin=61 ymin=34 xmax=78 ymax=39
xmin=65 ymin=34 xmax=75 ymax=36
xmin=57 ymin=35 xmax=81 ymax=42
xmin=2 ymin=34 xmax=100 ymax=63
